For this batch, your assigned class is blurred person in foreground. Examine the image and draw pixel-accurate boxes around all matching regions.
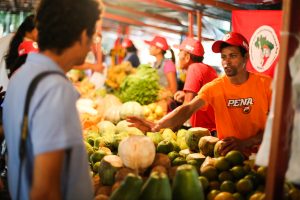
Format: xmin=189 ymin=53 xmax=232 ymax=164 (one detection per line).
xmin=128 ymin=32 xmax=272 ymax=157
xmin=2 ymin=0 xmax=101 ymax=199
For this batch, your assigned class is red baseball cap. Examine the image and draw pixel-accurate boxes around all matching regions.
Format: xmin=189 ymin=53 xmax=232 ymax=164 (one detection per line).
xmin=144 ymin=36 xmax=169 ymax=51
xmin=174 ymin=37 xmax=204 ymax=57
xmin=121 ymin=38 xmax=133 ymax=48
xmin=212 ymin=32 xmax=249 ymax=53
xmin=18 ymin=41 xmax=38 ymax=56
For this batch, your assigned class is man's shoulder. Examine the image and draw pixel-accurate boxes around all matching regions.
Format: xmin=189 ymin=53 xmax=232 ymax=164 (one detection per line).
xmin=200 ymin=75 xmax=224 ymax=90
xmin=250 ymin=72 xmax=272 ymax=84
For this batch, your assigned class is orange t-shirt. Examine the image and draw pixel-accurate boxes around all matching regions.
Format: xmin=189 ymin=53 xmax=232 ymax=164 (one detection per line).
xmin=198 ymin=73 xmax=272 ymax=140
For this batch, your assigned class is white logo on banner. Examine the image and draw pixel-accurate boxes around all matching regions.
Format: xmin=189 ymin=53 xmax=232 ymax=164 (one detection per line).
xmin=249 ymin=25 xmax=280 ymax=72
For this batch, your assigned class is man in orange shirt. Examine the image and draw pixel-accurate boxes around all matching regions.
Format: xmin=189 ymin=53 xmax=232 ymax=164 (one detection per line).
xmin=128 ymin=32 xmax=272 ymax=156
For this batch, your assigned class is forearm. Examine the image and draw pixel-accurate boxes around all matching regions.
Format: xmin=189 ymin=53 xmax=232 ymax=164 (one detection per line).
xmin=31 ymin=186 xmax=61 ymax=200
xmin=156 ymin=104 xmax=194 ymax=130
xmin=31 ymin=150 xmax=64 ymax=200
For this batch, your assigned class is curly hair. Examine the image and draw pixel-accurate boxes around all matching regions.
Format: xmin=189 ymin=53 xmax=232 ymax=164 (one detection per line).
xmin=36 ymin=0 xmax=101 ymax=54
xmin=5 ymin=15 xmax=35 ymax=73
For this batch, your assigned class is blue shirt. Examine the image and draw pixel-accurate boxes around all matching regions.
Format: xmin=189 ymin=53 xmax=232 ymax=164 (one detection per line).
xmin=3 ymin=53 xmax=93 ymax=200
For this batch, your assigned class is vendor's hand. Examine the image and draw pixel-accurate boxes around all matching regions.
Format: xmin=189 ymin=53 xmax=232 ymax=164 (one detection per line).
xmin=0 ymin=86 xmax=5 ymax=105
xmin=220 ymin=137 xmax=249 ymax=156
xmin=174 ymin=91 xmax=185 ymax=103
xmin=126 ymin=116 xmax=156 ymax=133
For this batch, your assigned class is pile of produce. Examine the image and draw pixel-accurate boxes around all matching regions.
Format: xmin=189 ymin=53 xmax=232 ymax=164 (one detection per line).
xmin=106 ymin=61 xmax=136 ymax=90
xmin=142 ymin=102 xmax=165 ymax=122
xmin=87 ymin=127 xmax=300 ymax=200
xmin=119 ymin=64 xmax=160 ymax=105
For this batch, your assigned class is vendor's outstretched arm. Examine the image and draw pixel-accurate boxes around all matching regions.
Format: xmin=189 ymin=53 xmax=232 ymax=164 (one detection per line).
xmin=154 ymin=95 xmax=205 ymax=131
xmin=127 ymin=96 xmax=205 ymax=132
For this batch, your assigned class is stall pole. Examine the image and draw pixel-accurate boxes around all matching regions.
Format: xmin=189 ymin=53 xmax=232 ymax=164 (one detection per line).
xmin=266 ymin=0 xmax=299 ymax=199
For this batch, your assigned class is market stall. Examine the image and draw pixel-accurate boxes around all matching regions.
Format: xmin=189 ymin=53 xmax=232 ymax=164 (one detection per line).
xmin=1 ymin=0 xmax=300 ymax=200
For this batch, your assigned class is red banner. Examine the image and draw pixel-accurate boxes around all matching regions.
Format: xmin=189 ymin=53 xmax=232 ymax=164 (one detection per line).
xmin=232 ymin=10 xmax=282 ymax=77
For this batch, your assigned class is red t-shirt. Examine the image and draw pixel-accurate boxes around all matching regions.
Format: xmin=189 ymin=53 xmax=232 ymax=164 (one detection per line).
xmin=183 ymin=63 xmax=218 ymax=131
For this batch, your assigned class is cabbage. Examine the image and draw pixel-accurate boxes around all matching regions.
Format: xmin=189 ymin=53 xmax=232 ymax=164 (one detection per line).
xmin=119 ymin=64 xmax=160 ymax=105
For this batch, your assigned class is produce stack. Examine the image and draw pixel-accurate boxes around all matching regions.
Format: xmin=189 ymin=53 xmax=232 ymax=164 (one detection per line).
xmin=87 ymin=127 xmax=300 ymax=200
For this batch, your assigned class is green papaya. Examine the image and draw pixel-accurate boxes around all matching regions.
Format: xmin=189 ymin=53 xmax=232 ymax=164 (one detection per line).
xmin=172 ymin=157 xmax=187 ymax=166
xmin=98 ymin=155 xmax=123 ymax=186
xmin=110 ymin=173 xmax=143 ymax=200
xmin=139 ymin=172 xmax=172 ymax=200
xmin=90 ymin=150 xmax=107 ymax=164
xmin=157 ymin=140 xmax=174 ymax=154
xmin=167 ymin=151 xmax=180 ymax=161
xmin=172 ymin=164 xmax=205 ymax=200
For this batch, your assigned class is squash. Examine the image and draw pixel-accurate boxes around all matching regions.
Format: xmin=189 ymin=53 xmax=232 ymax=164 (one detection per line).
xmin=97 ymin=120 xmax=116 ymax=136
xmin=119 ymin=101 xmax=143 ymax=120
xmin=98 ymin=155 xmax=123 ymax=186
xmin=103 ymin=94 xmax=122 ymax=110
xmin=103 ymin=106 xmax=121 ymax=124
xmin=118 ymin=135 xmax=155 ymax=171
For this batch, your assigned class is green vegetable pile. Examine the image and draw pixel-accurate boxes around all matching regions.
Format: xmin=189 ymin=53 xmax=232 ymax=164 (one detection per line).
xmin=119 ymin=64 xmax=160 ymax=105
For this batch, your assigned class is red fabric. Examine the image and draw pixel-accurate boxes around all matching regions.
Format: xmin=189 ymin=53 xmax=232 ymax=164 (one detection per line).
xmin=232 ymin=10 xmax=282 ymax=78
xmin=183 ymin=63 xmax=218 ymax=131
xmin=18 ymin=41 xmax=38 ymax=56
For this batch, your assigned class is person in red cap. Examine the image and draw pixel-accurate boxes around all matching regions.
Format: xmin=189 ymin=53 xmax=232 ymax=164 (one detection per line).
xmin=4 ymin=15 xmax=37 ymax=79
xmin=144 ymin=35 xmax=177 ymax=94
xmin=7 ymin=41 xmax=39 ymax=77
xmin=173 ymin=37 xmax=218 ymax=133
xmin=121 ymin=38 xmax=140 ymax=68
xmin=128 ymin=32 xmax=272 ymax=157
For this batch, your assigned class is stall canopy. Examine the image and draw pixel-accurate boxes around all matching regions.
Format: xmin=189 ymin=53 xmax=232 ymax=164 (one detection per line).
xmin=0 ymin=0 xmax=282 ymax=40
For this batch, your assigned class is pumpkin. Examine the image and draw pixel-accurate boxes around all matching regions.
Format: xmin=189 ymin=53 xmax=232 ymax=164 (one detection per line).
xmin=118 ymin=135 xmax=155 ymax=171
xmin=103 ymin=94 xmax=122 ymax=110
xmin=119 ymin=101 xmax=143 ymax=120
xmin=104 ymin=106 xmax=121 ymax=124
